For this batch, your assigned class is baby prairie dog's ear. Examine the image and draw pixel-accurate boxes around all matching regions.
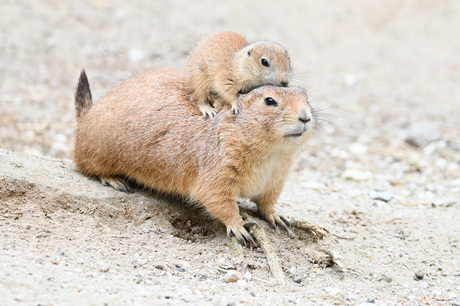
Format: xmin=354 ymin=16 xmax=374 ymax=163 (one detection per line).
xmin=247 ymin=48 xmax=253 ymax=56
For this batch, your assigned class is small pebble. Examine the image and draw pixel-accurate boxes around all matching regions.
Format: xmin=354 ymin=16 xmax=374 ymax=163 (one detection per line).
xmin=292 ymin=275 xmax=302 ymax=284
xmin=343 ymin=73 xmax=356 ymax=87
xmin=348 ymin=143 xmax=368 ymax=155
xmin=370 ymin=191 xmax=392 ymax=202
xmin=98 ymin=262 xmax=110 ymax=273
xmin=405 ymin=122 xmax=441 ymax=148
xmin=236 ymin=279 xmax=247 ymax=288
xmin=341 ymin=169 xmax=373 ymax=181
xmin=324 ymin=286 xmax=342 ymax=295
xmin=129 ymin=48 xmax=146 ymax=63
xmin=414 ymin=270 xmax=424 ymax=280
xmin=224 ymin=270 xmax=242 ymax=283
xmin=366 ymin=297 xmax=375 ymax=303
xmin=302 ymin=181 xmax=326 ymax=190
xmin=175 ymin=260 xmax=190 ymax=272
xmin=243 ymin=272 xmax=252 ymax=281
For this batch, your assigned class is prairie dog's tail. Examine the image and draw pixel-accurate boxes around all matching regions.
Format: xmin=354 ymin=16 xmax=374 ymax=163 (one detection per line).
xmin=75 ymin=70 xmax=93 ymax=119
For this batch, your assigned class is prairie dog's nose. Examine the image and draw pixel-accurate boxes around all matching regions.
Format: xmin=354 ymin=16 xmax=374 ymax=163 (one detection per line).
xmin=281 ymin=81 xmax=289 ymax=87
xmin=299 ymin=109 xmax=311 ymax=124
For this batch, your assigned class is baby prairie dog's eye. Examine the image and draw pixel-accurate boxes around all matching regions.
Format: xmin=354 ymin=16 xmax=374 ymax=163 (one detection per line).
xmin=264 ymin=97 xmax=278 ymax=106
xmin=261 ymin=58 xmax=270 ymax=67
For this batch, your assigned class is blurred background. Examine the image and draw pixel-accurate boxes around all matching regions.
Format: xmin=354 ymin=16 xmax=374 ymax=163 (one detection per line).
xmin=1 ymin=0 xmax=459 ymax=191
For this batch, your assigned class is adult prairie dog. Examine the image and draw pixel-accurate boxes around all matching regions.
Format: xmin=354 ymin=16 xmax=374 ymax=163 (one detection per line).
xmin=74 ymin=69 xmax=314 ymax=243
xmin=186 ymin=31 xmax=292 ymax=118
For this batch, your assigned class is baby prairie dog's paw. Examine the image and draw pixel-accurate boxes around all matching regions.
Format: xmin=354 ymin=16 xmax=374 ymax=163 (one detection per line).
xmin=226 ymin=220 xmax=258 ymax=245
xmin=231 ymin=104 xmax=240 ymax=115
xmin=260 ymin=211 xmax=294 ymax=237
xmin=198 ymin=103 xmax=218 ymax=119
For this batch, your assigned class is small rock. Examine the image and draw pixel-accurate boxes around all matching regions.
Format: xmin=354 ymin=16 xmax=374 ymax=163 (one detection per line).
xmin=301 ymin=181 xmax=326 ymax=190
xmin=414 ymin=270 xmax=424 ymax=281
xmin=406 ymin=295 xmax=416 ymax=301
xmin=451 ymin=177 xmax=460 ymax=187
xmin=175 ymin=260 xmax=190 ymax=272
xmin=129 ymin=48 xmax=146 ymax=63
xmin=341 ymin=169 xmax=373 ymax=181
xmin=324 ymin=286 xmax=342 ymax=295
xmin=243 ymin=272 xmax=252 ymax=281
xmin=154 ymin=263 xmax=165 ymax=270
xmin=292 ymin=275 xmax=302 ymax=284
xmin=370 ymin=191 xmax=392 ymax=202
xmin=348 ymin=143 xmax=368 ymax=155
xmin=343 ymin=73 xmax=356 ymax=87
xmin=236 ymin=279 xmax=247 ymax=288
xmin=224 ymin=270 xmax=242 ymax=283
xmin=366 ymin=297 xmax=376 ymax=303
xmin=405 ymin=122 xmax=441 ymax=148
xmin=57 ymin=249 xmax=65 ymax=256
xmin=98 ymin=262 xmax=110 ymax=273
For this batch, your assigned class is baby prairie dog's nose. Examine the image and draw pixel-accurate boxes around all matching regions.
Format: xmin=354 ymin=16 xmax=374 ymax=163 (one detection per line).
xmin=280 ymin=73 xmax=290 ymax=87
xmin=298 ymin=109 xmax=311 ymax=124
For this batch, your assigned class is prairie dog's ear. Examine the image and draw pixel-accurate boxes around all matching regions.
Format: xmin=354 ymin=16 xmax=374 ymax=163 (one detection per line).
xmin=247 ymin=48 xmax=253 ymax=56
xmin=238 ymin=91 xmax=260 ymax=109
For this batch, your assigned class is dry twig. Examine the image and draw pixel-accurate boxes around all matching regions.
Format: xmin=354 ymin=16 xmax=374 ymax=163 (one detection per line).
xmin=249 ymin=225 xmax=285 ymax=284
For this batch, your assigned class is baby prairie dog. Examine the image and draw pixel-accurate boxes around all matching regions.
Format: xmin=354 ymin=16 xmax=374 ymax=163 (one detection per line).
xmin=186 ymin=31 xmax=292 ymax=118
xmin=74 ymin=69 xmax=314 ymax=243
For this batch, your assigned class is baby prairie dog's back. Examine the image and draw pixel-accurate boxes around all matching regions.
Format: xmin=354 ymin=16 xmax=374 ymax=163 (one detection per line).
xmin=186 ymin=31 xmax=292 ymax=118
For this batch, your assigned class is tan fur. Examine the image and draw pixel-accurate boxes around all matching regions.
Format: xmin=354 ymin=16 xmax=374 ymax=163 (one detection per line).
xmin=74 ymin=69 xmax=313 ymax=241
xmin=186 ymin=31 xmax=292 ymax=118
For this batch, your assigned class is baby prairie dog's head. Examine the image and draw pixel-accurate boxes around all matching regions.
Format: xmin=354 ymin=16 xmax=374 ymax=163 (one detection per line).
xmin=236 ymin=86 xmax=313 ymax=146
xmin=235 ymin=41 xmax=292 ymax=92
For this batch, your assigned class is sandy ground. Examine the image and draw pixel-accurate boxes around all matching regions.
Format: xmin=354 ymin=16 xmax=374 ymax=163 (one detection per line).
xmin=1 ymin=0 xmax=460 ymax=305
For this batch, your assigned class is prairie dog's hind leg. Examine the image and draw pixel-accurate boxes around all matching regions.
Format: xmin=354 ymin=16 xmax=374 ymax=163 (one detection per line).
xmin=100 ymin=176 xmax=132 ymax=193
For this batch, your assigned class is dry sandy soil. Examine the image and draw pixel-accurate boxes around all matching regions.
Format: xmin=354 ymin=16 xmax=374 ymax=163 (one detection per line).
xmin=1 ymin=1 xmax=460 ymax=305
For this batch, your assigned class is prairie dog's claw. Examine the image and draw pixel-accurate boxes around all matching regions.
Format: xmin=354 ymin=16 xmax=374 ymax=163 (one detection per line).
xmin=231 ymin=105 xmax=240 ymax=115
xmin=199 ymin=104 xmax=218 ymax=119
xmin=100 ymin=176 xmax=132 ymax=193
xmin=227 ymin=220 xmax=258 ymax=245
xmin=260 ymin=211 xmax=294 ymax=238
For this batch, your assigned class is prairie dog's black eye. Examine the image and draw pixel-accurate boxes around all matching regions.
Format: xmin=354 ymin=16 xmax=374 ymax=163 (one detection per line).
xmin=264 ymin=97 xmax=277 ymax=106
xmin=261 ymin=58 xmax=270 ymax=67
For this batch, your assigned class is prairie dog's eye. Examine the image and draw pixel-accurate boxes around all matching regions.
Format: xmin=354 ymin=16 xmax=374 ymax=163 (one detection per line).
xmin=264 ymin=97 xmax=277 ymax=106
xmin=261 ymin=58 xmax=270 ymax=67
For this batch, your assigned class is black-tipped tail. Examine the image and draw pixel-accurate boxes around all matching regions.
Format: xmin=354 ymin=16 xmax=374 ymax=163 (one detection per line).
xmin=75 ymin=70 xmax=93 ymax=119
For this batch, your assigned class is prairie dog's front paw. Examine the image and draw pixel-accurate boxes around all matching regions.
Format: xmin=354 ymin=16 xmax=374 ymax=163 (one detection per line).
xmin=260 ymin=211 xmax=294 ymax=237
xmin=226 ymin=220 xmax=258 ymax=245
xmin=231 ymin=105 xmax=240 ymax=115
xmin=198 ymin=104 xmax=218 ymax=119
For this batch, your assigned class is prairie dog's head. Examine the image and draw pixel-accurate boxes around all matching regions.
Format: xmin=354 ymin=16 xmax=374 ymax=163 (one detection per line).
xmin=235 ymin=41 xmax=291 ymax=91
xmin=237 ymin=86 xmax=313 ymax=146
